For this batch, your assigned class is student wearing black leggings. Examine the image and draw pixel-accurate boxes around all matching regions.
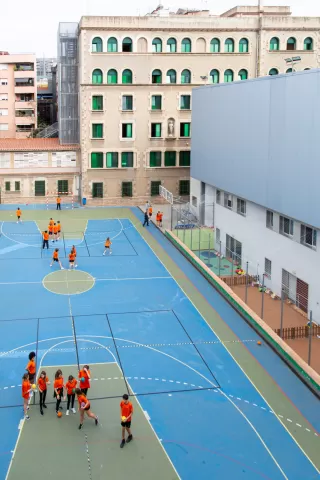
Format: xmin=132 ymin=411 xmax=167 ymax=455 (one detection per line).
xmin=37 ymin=370 xmax=50 ymax=415
xmin=65 ymin=375 xmax=77 ymax=415
xmin=53 ymin=369 xmax=64 ymax=415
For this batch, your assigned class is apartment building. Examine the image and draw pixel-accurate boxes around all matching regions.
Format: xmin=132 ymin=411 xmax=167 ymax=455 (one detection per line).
xmin=191 ymin=70 xmax=320 ymax=320
xmin=0 ymin=52 xmax=37 ymax=138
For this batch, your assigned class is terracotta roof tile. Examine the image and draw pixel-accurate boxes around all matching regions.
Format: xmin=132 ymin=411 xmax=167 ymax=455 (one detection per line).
xmin=0 ymin=138 xmax=80 ymax=152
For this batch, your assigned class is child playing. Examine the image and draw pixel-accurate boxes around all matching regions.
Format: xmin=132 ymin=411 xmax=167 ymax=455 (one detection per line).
xmin=57 ymin=221 xmax=61 ymax=240
xmin=103 ymin=237 xmax=112 ymax=256
xmin=50 ymin=248 xmax=64 ymax=269
xmin=48 ymin=223 xmax=54 ymax=241
xmin=16 ymin=207 xmax=22 ymax=224
xmin=53 ymin=369 xmax=65 ymax=415
xmin=69 ymin=249 xmax=76 ymax=270
xmin=22 ymin=373 xmax=31 ymax=420
xmin=66 ymin=375 xmax=77 ymax=415
xmin=71 ymin=245 xmax=78 ymax=267
xmin=38 ymin=370 xmax=50 ymax=415
xmin=78 ymin=365 xmax=91 ymax=395
xmin=42 ymin=230 xmax=49 ymax=249
xmin=159 ymin=211 xmax=163 ymax=227
xmin=75 ymin=388 xmax=98 ymax=430
xmin=148 ymin=205 xmax=153 ymax=218
xmin=26 ymin=351 xmax=36 ymax=385
xmin=53 ymin=223 xmax=59 ymax=242
xmin=120 ymin=394 xmax=133 ymax=448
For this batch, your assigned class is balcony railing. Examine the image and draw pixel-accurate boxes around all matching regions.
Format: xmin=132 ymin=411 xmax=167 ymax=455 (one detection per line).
xmin=15 ymin=80 xmax=34 ymax=87
xmin=14 ymin=64 xmax=34 ymax=71
xmin=15 ymin=110 xmax=35 ymax=117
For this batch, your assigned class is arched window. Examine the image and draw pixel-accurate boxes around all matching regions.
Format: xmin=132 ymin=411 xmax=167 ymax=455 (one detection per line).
xmin=122 ymin=69 xmax=132 ymax=84
xmin=167 ymin=38 xmax=177 ymax=53
xmin=181 ymin=69 xmax=191 ymax=84
xmin=225 ymin=38 xmax=234 ymax=53
xmin=238 ymin=69 xmax=248 ymax=80
xmin=286 ymin=37 xmax=296 ymax=50
xmin=239 ymin=38 xmax=249 ymax=53
xmin=152 ymin=38 xmax=162 ymax=53
xmin=270 ymin=37 xmax=279 ymax=51
xmin=181 ymin=38 xmax=191 ymax=53
xmin=92 ymin=37 xmax=103 ymax=53
xmin=286 ymin=68 xmax=293 ymax=73
xmin=269 ymin=68 xmax=279 ymax=76
xmin=107 ymin=69 xmax=118 ymax=84
xmin=122 ymin=37 xmax=133 ymax=52
xmin=210 ymin=69 xmax=219 ymax=84
xmin=92 ymin=69 xmax=103 ymax=84
xmin=107 ymin=37 xmax=118 ymax=52
xmin=152 ymin=69 xmax=162 ymax=84
xmin=304 ymin=37 xmax=313 ymax=51
xmin=210 ymin=38 xmax=220 ymax=53
xmin=224 ymin=69 xmax=233 ymax=83
xmin=166 ymin=69 xmax=176 ymax=84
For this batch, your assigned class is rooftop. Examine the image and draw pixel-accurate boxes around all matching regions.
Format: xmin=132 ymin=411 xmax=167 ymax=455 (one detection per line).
xmin=0 ymin=138 xmax=80 ymax=152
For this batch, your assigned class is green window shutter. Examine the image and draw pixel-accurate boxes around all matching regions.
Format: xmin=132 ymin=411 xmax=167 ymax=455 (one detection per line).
xmin=107 ymin=70 xmax=117 ymax=84
xmin=122 ymin=95 xmax=133 ymax=110
xmin=151 ymin=181 xmax=161 ymax=196
xmin=179 ymin=180 xmax=190 ymax=195
xmin=152 ymin=95 xmax=162 ymax=110
xmin=107 ymin=37 xmax=118 ymax=52
xmin=5 ymin=181 xmax=10 ymax=191
xmin=150 ymin=151 xmax=161 ymax=167
xmin=35 ymin=180 xmax=45 ymax=196
xmin=164 ymin=151 xmax=176 ymax=167
xmin=91 ymin=152 xmax=103 ymax=168
xmin=180 ymin=95 xmax=190 ymax=109
xmin=15 ymin=181 xmax=21 ymax=191
xmin=106 ymin=152 xmax=118 ymax=168
xmin=180 ymin=123 xmax=190 ymax=137
xmin=122 ymin=182 xmax=132 ymax=197
xmin=121 ymin=152 xmax=133 ymax=168
xmin=92 ymin=182 xmax=103 ymax=198
xmin=92 ymin=124 xmax=103 ymax=138
xmin=92 ymin=69 xmax=102 ymax=84
xmin=155 ymin=123 xmax=161 ymax=137
xmin=179 ymin=151 xmax=190 ymax=166
xmin=92 ymin=96 xmax=103 ymax=110
xmin=125 ymin=124 xmax=132 ymax=138
xmin=58 ymin=180 xmax=69 ymax=194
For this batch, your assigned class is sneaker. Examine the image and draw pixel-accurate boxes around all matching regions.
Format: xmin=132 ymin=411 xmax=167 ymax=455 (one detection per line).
xmin=120 ymin=439 xmax=125 ymax=448
xmin=50 ymin=265 xmax=52 ymax=267
xmin=103 ymin=252 xmax=105 ymax=256
xmin=72 ymin=408 xmax=76 ymax=414
xmin=43 ymin=404 xmax=47 ymax=409
xmin=40 ymin=409 xmax=43 ymax=416
xmin=78 ymin=424 xmax=83 ymax=430
xmin=95 ymin=416 xmax=99 ymax=426
xmin=27 ymin=406 xmax=30 ymax=411
xmin=25 ymin=415 xmax=30 ymax=420
xmin=66 ymin=410 xmax=69 ymax=416
xmin=61 ymin=267 xmax=64 ymax=270
xmin=126 ymin=434 xmax=133 ymax=443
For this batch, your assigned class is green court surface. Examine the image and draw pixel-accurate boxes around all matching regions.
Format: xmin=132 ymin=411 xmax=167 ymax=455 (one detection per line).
xmin=7 ymin=364 xmax=178 ymax=480
xmin=173 ymin=227 xmax=214 ymax=253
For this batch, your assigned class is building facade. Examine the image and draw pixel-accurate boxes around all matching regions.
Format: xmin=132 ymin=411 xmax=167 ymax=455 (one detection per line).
xmin=191 ymin=69 xmax=320 ymax=321
xmin=0 ymin=52 xmax=37 ymax=139
xmin=0 ymin=138 xmax=80 ymax=203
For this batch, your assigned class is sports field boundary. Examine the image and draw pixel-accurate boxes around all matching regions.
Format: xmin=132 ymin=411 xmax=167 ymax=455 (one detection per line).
xmin=165 ymin=229 xmax=320 ymax=398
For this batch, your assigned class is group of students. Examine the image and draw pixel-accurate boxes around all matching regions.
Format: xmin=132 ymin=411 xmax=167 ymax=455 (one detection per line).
xmin=143 ymin=203 xmax=163 ymax=228
xmin=23 ymin=352 xmax=133 ymax=446
xmin=42 ymin=218 xmax=61 ymax=246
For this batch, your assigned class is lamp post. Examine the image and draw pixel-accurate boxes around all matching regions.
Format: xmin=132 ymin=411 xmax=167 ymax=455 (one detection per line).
xmin=285 ymin=56 xmax=301 ymax=74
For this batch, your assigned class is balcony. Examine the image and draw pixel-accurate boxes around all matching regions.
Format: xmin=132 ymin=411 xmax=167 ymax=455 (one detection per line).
xmin=14 ymin=78 xmax=35 ymax=94
xmin=15 ymin=116 xmax=35 ymax=125
xmin=15 ymin=100 xmax=36 ymax=109
xmin=14 ymin=63 xmax=34 ymax=72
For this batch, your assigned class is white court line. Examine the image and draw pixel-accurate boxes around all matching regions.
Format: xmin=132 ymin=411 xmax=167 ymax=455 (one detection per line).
xmin=0 ymin=276 xmax=172 ymax=286
xmin=131 ymin=221 xmax=319 ymax=478
xmin=40 ymin=362 xmax=117 ymax=368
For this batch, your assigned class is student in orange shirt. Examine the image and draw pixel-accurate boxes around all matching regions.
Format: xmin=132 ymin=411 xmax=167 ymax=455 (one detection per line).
xmin=53 ymin=369 xmax=65 ymax=415
xmin=75 ymin=388 xmax=98 ymax=430
xmin=48 ymin=223 xmax=54 ymax=241
xmin=69 ymin=250 xmax=76 ymax=270
xmin=26 ymin=351 xmax=36 ymax=385
xmin=78 ymin=365 xmax=91 ymax=395
xmin=156 ymin=211 xmax=161 ymax=227
xmin=148 ymin=205 xmax=153 ymax=218
xmin=103 ymin=237 xmax=112 ymax=256
xmin=22 ymin=373 xmax=31 ymax=420
xmin=71 ymin=245 xmax=78 ymax=267
xmin=42 ymin=230 xmax=49 ymax=249
xmin=57 ymin=221 xmax=61 ymax=240
xmin=159 ymin=211 xmax=163 ymax=227
xmin=56 ymin=196 xmax=61 ymax=211
xmin=16 ymin=207 xmax=22 ymax=224
xmin=49 ymin=218 xmax=54 ymax=227
xmin=120 ymin=394 xmax=133 ymax=448
xmin=53 ymin=223 xmax=59 ymax=242
xmin=50 ymin=248 xmax=64 ymax=269
xmin=38 ymin=370 xmax=50 ymax=415
xmin=66 ymin=375 xmax=77 ymax=415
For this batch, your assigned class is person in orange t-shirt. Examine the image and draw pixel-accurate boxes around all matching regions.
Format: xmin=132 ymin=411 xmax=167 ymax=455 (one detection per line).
xmin=37 ymin=370 xmax=50 ymax=415
xmin=56 ymin=221 xmax=61 ymax=240
xmin=78 ymin=365 xmax=91 ymax=395
xmin=56 ymin=196 xmax=61 ymax=211
xmin=49 ymin=218 xmax=54 ymax=227
xmin=16 ymin=208 xmax=22 ymax=224
xmin=103 ymin=237 xmax=112 ymax=256
xmin=48 ymin=224 xmax=54 ymax=241
xmin=53 ymin=223 xmax=59 ymax=242
xmin=148 ymin=205 xmax=153 ymax=218
xmin=26 ymin=351 xmax=36 ymax=384
xmin=50 ymin=248 xmax=64 ymax=270
xmin=69 ymin=250 xmax=76 ymax=270
xmin=120 ymin=393 xmax=133 ymax=448
xmin=156 ymin=211 xmax=161 ymax=227
xmin=53 ymin=369 xmax=65 ymax=415
xmin=42 ymin=230 xmax=49 ymax=250
xmin=75 ymin=388 xmax=98 ymax=430
xmin=65 ymin=375 xmax=78 ymax=415
xmin=159 ymin=212 xmax=163 ymax=227
xmin=22 ymin=373 xmax=31 ymax=420
xmin=71 ymin=245 xmax=78 ymax=267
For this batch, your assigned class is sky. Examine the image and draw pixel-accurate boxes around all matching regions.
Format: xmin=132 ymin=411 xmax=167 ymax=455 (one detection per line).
xmin=0 ymin=0 xmax=319 ymax=57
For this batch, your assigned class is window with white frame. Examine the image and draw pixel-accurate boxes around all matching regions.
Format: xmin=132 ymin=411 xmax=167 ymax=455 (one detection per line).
xmin=0 ymin=109 xmax=9 ymax=116
xmin=266 ymin=210 xmax=273 ymax=229
xmin=300 ymin=224 xmax=317 ymax=249
xmin=216 ymin=189 xmax=221 ymax=204
xmin=52 ymin=152 xmax=76 ymax=167
xmin=224 ymin=192 xmax=233 ymax=209
xmin=0 ymin=64 xmax=8 ymax=70
xmin=0 ymin=124 xmax=9 ymax=131
xmin=237 ymin=198 xmax=246 ymax=216
xmin=264 ymin=258 xmax=272 ymax=278
xmin=14 ymin=152 xmax=49 ymax=168
xmin=0 ymin=94 xmax=8 ymax=101
xmin=0 ymin=152 xmax=10 ymax=168
xmin=279 ymin=215 xmax=294 ymax=236
xmin=0 ymin=79 xmax=8 ymax=85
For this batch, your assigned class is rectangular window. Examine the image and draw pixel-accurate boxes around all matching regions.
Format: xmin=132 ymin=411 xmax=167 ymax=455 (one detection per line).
xmin=0 ymin=124 xmax=9 ymax=131
xmin=34 ymin=180 xmax=45 ymax=196
xmin=150 ymin=151 xmax=161 ymax=167
xmin=0 ymin=79 xmax=8 ymax=86
xmin=151 ymin=181 xmax=161 ymax=196
xmin=0 ymin=93 xmax=8 ymax=100
xmin=58 ymin=180 xmax=69 ymax=194
xmin=15 ymin=181 xmax=21 ymax=191
xmin=300 ymin=224 xmax=317 ymax=248
xmin=151 ymin=123 xmax=162 ymax=138
xmin=121 ymin=152 xmax=133 ymax=168
xmin=224 ymin=192 xmax=233 ymax=209
xmin=122 ymin=182 xmax=132 ymax=197
xmin=92 ymin=96 xmax=103 ymax=111
xmin=266 ymin=210 xmax=273 ymax=229
xmin=91 ymin=152 xmax=103 ymax=168
xmin=216 ymin=190 xmax=221 ymax=205
xmin=0 ymin=109 xmax=8 ymax=116
xmin=92 ymin=182 xmax=103 ymax=198
xmin=92 ymin=123 xmax=103 ymax=138
xmin=106 ymin=152 xmax=119 ymax=168
xmin=164 ymin=151 xmax=176 ymax=167
xmin=151 ymin=95 xmax=162 ymax=110
xmin=179 ymin=180 xmax=190 ymax=195
xmin=5 ymin=181 xmax=10 ymax=191
xmin=180 ymin=122 xmax=191 ymax=137
xmin=192 ymin=196 xmax=197 ymax=207
xmin=280 ymin=215 xmax=294 ymax=237
xmin=265 ymin=258 xmax=272 ymax=278
xmin=122 ymin=123 xmax=132 ymax=138
xmin=122 ymin=95 xmax=133 ymax=111
xmin=237 ymin=198 xmax=246 ymax=216
xmin=179 ymin=151 xmax=190 ymax=167
xmin=180 ymin=95 xmax=191 ymax=110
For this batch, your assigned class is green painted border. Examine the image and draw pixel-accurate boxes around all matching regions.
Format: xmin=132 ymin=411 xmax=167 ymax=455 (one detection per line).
xmin=165 ymin=230 xmax=320 ymax=397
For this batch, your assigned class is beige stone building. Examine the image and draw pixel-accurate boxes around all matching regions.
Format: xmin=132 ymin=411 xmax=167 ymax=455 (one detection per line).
xmin=77 ymin=6 xmax=320 ymax=205
xmin=0 ymin=52 xmax=37 ymax=139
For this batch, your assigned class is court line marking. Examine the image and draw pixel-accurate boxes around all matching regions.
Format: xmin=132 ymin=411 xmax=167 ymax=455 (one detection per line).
xmin=130 ymin=219 xmax=319 ymax=476
xmin=0 ymin=276 xmax=172 ymax=286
